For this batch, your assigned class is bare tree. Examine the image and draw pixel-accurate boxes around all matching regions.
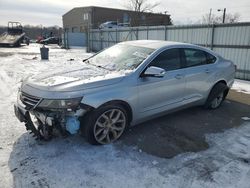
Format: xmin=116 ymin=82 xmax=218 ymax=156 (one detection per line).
xmin=124 ymin=0 xmax=160 ymax=26
xmin=202 ymin=12 xmax=240 ymax=24
xmin=226 ymin=13 xmax=240 ymax=23
xmin=125 ymin=0 xmax=160 ymax=13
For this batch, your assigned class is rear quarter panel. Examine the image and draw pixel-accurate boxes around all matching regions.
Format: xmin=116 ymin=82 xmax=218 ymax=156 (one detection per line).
xmin=214 ymin=57 xmax=235 ymax=88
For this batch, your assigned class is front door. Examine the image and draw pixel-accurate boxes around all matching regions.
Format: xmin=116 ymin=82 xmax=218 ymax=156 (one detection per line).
xmin=137 ymin=48 xmax=186 ymax=114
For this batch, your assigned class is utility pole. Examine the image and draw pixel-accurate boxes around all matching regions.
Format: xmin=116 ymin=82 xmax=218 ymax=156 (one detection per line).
xmin=222 ymin=8 xmax=226 ymax=23
xmin=217 ymin=8 xmax=226 ymax=23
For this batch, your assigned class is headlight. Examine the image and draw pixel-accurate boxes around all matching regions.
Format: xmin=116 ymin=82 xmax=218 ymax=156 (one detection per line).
xmin=38 ymin=97 xmax=82 ymax=109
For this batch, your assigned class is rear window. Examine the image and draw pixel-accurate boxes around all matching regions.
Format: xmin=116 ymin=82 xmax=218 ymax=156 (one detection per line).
xmin=206 ymin=52 xmax=217 ymax=64
xmin=183 ymin=49 xmax=217 ymax=67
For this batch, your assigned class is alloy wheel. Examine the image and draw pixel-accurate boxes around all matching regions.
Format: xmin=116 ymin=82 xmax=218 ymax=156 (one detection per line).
xmin=94 ymin=109 xmax=126 ymax=144
xmin=210 ymin=92 xmax=224 ymax=109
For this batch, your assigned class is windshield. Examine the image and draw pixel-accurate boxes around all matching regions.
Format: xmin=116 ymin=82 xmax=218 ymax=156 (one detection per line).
xmin=88 ymin=44 xmax=154 ymax=71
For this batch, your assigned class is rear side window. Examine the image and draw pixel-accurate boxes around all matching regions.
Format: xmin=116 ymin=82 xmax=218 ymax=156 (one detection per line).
xmin=183 ymin=49 xmax=207 ymax=67
xmin=206 ymin=52 xmax=217 ymax=64
xmin=150 ymin=48 xmax=181 ymax=71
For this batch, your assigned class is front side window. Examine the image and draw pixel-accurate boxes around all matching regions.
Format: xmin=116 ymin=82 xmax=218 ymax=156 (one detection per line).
xmin=183 ymin=49 xmax=207 ymax=67
xmin=150 ymin=48 xmax=181 ymax=71
xmin=88 ymin=44 xmax=154 ymax=71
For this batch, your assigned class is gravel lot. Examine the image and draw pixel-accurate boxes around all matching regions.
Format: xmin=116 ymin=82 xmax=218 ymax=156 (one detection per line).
xmin=0 ymin=44 xmax=250 ymax=188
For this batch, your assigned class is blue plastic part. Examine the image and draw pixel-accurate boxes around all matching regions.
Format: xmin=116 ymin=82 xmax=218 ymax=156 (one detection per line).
xmin=65 ymin=116 xmax=80 ymax=134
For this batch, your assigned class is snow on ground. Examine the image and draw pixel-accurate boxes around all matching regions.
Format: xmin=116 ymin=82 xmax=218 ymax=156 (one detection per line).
xmin=0 ymin=44 xmax=250 ymax=188
xmin=232 ymin=79 xmax=250 ymax=94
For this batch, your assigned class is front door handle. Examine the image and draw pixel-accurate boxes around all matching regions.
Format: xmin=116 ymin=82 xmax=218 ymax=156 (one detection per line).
xmin=175 ymin=74 xmax=184 ymax=79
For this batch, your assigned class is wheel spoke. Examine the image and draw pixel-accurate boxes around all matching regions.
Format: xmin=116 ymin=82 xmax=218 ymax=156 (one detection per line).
xmin=98 ymin=132 xmax=107 ymax=141
xmin=95 ymin=128 xmax=104 ymax=136
xmin=106 ymin=133 xmax=111 ymax=143
xmin=116 ymin=119 xmax=125 ymax=123
xmin=112 ymin=124 xmax=124 ymax=131
xmin=96 ymin=121 xmax=105 ymax=128
xmin=109 ymin=109 xmax=116 ymax=119
xmin=102 ymin=114 xmax=110 ymax=121
xmin=112 ymin=111 xmax=121 ymax=122
xmin=111 ymin=129 xmax=118 ymax=138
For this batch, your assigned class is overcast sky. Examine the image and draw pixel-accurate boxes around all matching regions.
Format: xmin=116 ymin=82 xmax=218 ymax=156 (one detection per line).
xmin=0 ymin=0 xmax=250 ymax=26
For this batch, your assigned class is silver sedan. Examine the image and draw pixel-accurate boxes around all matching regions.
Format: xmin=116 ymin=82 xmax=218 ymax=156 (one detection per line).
xmin=14 ymin=40 xmax=236 ymax=144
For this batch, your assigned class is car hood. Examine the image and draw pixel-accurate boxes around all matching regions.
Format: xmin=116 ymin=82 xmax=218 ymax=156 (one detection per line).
xmin=22 ymin=64 xmax=132 ymax=92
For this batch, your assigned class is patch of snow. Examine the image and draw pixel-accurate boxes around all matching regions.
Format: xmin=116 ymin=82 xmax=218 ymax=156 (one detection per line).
xmin=0 ymin=44 xmax=250 ymax=188
xmin=232 ymin=79 xmax=250 ymax=94
xmin=152 ymin=160 xmax=159 ymax=165
xmin=241 ymin=117 xmax=250 ymax=121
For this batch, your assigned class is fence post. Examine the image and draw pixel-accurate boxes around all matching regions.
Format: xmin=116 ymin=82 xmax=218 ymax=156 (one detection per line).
xmin=107 ymin=30 xmax=110 ymax=47
xmin=63 ymin=32 xmax=66 ymax=49
xmin=130 ymin=28 xmax=133 ymax=40
xmin=65 ymin=31 xmax=69 ymax=49
xmin=87 ymin=26 xmax=90 ymax=52
xmin=136 ymin=28 xmax=139 ymax=40
xmin=91 ymin=30 xmax=93 ymax=52
xmin=100 ymin=30 xmax=103 ymax=50
xmin=67 ymin=32 xmax=69 ymax=49
xmin=165 ymin=26 xmax=167 ymax=41
xmin=146 ymin=26 xmax=149 ymax=40
xmin=116 ymin=28 xmax=118 ymax=43
xmin=210 ymin=24 xmax=215 ymax=50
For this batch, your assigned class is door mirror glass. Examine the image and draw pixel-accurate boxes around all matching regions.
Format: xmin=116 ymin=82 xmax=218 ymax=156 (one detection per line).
xmin=143 ymin=66 xmax=166 ymax=77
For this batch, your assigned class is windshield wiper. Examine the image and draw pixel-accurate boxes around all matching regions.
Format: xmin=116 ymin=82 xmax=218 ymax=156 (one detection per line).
xmin=84 ymin=59 xmax=113 ymax=71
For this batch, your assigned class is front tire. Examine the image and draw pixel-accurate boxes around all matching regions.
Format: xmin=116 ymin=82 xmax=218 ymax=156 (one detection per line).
xmin=82 ymin=105 xmax=128 ymax=145
xmin=205 ymin=82 xmax=228 ymax=109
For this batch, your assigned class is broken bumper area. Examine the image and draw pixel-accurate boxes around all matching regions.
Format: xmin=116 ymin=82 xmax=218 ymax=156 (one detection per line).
xmin=14 ymin=99 xmax=87 ymax=140
xmin=14 ymin=103 xmax=42 ymax=139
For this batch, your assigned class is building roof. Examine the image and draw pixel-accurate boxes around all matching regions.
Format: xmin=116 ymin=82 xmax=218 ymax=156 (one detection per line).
xmin=63 ymin=6 xmax=170 ymax=17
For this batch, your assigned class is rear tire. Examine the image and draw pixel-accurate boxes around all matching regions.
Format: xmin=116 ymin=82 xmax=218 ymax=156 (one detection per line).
xmin=82 ymin=104 xmax=128 ymax=145
xmin=204 ymin=82 xmax=228 ymax=109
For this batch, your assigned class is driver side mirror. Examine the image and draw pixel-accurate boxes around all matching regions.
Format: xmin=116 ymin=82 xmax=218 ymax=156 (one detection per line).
xmin=142 ymin=66 xmax=166 ymax=78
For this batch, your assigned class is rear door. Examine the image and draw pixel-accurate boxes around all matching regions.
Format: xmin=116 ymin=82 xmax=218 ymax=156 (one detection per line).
xmin=181 ymin=48 xmax=217 ymax=102
xmin=137 ymin=48 xmax=186 ymax=114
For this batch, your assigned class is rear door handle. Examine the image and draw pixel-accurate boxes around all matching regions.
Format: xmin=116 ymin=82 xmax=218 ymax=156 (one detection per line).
xmin=175 ymin=74 xmax=184 ymax=79
xmin=205 ymin=69 xmax=211 ymax=74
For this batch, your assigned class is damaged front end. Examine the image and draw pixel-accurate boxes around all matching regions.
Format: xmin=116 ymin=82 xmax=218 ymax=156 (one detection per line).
xmin=14 ymin=91 xmax=88 ymax=140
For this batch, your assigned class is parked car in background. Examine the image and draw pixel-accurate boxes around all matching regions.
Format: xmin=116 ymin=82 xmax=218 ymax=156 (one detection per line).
xmin=118 ymin=23 xmax=130 ymax=27
xmin=40 ymin=37 xmax=60 ymax=45
xmin=99 ymin=21 xmax=130 ymax=29
xmin=99 ymin=21 xmax=119 ymax=29
xmin=14 ymin=40 xmax=235 ymax=145
xmin=36 ymin=36 xmax=44 ymax=43
xmin=99 ymin=21 xmax=118 ymax=29
xmin=23 ymin=36 xmax=30 ymax=45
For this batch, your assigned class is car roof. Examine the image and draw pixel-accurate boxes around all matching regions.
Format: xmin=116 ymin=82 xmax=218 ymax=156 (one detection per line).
xmin=118 ymin=40 xmax=219 ymax=57
xmin=119 ymin=40 xmax=199 ymax=50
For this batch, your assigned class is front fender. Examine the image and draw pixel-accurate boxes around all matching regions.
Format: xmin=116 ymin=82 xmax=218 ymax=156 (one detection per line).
xmin=80 ymin=83 xmax=137 ymax=113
